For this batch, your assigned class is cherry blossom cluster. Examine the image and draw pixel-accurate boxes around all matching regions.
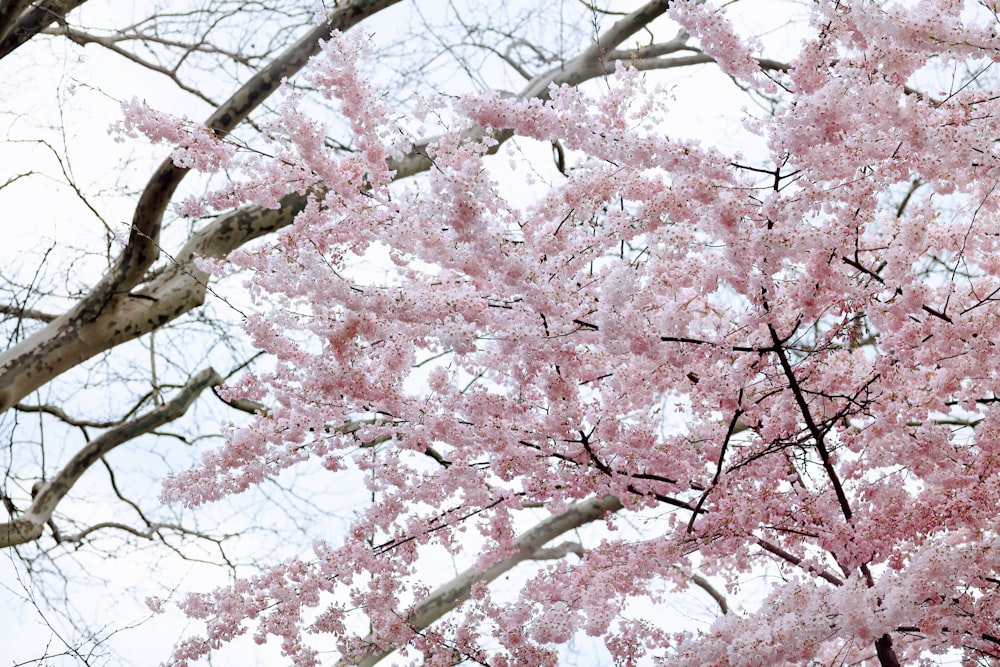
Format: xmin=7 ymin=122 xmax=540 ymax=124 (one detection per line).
xmin=115 ymin=98 xmax=237 ymax=173
xmin=128 ymin=1 xmax=1000 ymax=664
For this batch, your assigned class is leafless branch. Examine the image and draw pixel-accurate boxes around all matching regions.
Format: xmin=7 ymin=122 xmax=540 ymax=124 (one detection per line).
xmin=690 ymin=572 xmax=728 ymax=615
xmin=0 ymin=367 xmax=221 ymax=548
xmin=43 ymin=24 xmax=221 ymax=106
xmin=0 ymin=304 xmax=57 ymax=323
xmin=13 ymin=403 xmax=122 ymax=429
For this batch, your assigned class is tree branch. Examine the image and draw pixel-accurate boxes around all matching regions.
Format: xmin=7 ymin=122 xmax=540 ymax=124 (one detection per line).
xmin=0 ymin=0 xmax=34 ymax=45
xmin=338 ymin=494 xmax=624 ymax=667
xmin=13 ymin=402 xmax=123 ymax=428
xmin=45 ymin=24 xmax=221 ymax=106
xmin=392 ymin=0 xmax=674 ymax=177
xmin=0 ymin=367 xmax=221 ymax=548
xmin=690 ymin=572 xmax=728 ymax=615
xmin=755 ymin=537 xmax=843 ymax=586
xmin=0 ymin=303 xmax=57 ymax=322
xmin=0 ymin=0 xmax=88 ymax=59
xmin=0 ymin=0 xmax=399 ymax=413
xmin=767 ymin=323 xmax=854 ymax=523
xmin=111 ymin=0 xmax=404 ymax=305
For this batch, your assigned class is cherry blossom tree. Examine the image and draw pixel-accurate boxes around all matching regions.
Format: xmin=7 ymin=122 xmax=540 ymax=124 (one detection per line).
xmin=0 ymin=0 xmax=751 ymax=663
xmin=108 ymin=0 xmax=1000 ymax=665
xmin=8 ymin=0 xmax=1000 ymax=664
xmin=0 ymin=0 xmax=705 ymax=662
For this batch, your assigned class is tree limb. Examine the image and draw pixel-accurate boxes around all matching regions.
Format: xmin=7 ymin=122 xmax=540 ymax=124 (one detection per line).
xmin=0 ymin=367 xmax=221 ymax=549
xmin=0 ymin=0 xmax=35 ymax=45
xmin=338 ymin=494 xmax=624 ymax=667
xmin=0 ymin=303 xmax=57 ymax=322
xmin=13 ymin=402 xmax=124 ymax=428
xmin=755 ymin=537 xmax=844 ymax=586
xmin=0 ymin=0 xmax=88 ymax=59
xmin=690 ymin=572 xmax=728 ymax=615
xmin=45 ymin=24 xmax=222 ymax=105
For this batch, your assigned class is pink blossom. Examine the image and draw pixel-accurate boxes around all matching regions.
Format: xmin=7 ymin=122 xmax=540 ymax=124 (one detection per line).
xmin=142 ymin=4 xmax=1000 ymax=665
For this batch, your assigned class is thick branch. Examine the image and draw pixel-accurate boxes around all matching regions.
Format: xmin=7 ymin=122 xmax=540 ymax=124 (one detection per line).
xmin=631 ymin=54 xmax=790 ymax=74
xmin=0 ymin=0 xmax=34 ymax=45
xmin=0 ymin=367 xmax=220 ymax=549
xmin=0 ymin=0 xmax=88 ymax=59
xmin=338 ymin=495 xmax=624 ymax=667
xmin=560 ymin=0 xmax=671 ymax=87
xmin=603 ymin=31 xmax=693 ymax=61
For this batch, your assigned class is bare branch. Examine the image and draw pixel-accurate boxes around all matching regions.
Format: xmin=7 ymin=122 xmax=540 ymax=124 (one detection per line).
xmin=0 ymin=0 xmax=34 ymax=45
xmin=0 ymin=303 xmax=57 ymax=323
xmin=53 ymin=520 xmax=189 ymax=543
xmin=530 ymin=540 xmax=585 ymax=560
xmin=0 ymin=170 xmax=35 ymax=191
xmin=603 ymin=32 xmax=693 ymax=61
xmin=42 ymin=24 xmax=221 ymax=106
xmin=690 ymin=572 xmax=728 ymax=615
xmin=0 ymin=367 xmax=221 ymax=548
xmin=13 ymin=402 xmax=122 ymax=429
